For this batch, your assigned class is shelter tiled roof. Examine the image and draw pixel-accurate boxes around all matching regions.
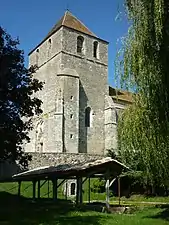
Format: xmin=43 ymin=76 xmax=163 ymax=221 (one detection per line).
xmin=12 ymin=157 xmax=128 ymax=181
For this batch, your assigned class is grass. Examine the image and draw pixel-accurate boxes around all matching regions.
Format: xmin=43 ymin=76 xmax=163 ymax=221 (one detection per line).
xmin=0 ymin=192 xmax=169 ymax=225
xmin=1 ymin=181 xmax=169 ymax=224
xmin=1 ymin=180 xmax=169 ymax=203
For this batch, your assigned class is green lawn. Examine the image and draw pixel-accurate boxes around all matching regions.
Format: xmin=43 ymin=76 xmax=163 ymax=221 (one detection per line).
xmin=1 ymin=181 xmax=169 ymax=224
xmin=0 ymin=196 xmax=169 ymax=225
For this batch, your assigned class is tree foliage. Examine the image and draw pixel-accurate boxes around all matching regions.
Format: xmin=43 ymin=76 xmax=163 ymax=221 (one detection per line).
xmin=116 ymin=0 xmax=169 ymax=189
xmin=0 ymin=27 xmax=43 ymax=168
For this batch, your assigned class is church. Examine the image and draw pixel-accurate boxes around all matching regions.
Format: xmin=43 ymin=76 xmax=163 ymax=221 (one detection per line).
xmin=24 ymin=11 xmax=132 ymax=167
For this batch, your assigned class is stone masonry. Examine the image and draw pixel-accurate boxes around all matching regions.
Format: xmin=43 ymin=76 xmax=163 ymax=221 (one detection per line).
xmin=23 ymin=11 xmax=131 ymax=169
xmin=0 ymin=11 xmax=132 ymax=182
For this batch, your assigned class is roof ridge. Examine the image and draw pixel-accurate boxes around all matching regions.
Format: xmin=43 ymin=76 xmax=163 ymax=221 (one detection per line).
xmin=62 ymin=10 xmax=68 ymax=25
xmin=65 ymin=11 xmax=97 ymax=37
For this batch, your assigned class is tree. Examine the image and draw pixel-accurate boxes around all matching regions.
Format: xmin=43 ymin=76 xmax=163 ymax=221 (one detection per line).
xmin=116 ymin=0 xmax=169 ymax=191
xmin=0 ymin=27 xmax=43 ymax=168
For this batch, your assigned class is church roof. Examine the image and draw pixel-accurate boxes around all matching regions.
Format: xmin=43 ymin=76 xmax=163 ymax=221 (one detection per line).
xmin=45 ymin=11 xmax=97 ymax=40
xmin=109 ymin=86 xmax=133 ymax=104
xmin=29 ymin=11 xmax=101 ymax=55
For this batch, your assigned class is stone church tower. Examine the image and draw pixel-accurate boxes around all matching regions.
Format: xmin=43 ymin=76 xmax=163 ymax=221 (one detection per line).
xmin=25 ymin=11 xmax=109 ymax=156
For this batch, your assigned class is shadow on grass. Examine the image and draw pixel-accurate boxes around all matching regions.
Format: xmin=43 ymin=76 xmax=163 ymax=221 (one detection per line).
xmin=144 ymin=205 xmax=169 ymax=221
xmin=0 ymin=192 xmax=103 ymax=225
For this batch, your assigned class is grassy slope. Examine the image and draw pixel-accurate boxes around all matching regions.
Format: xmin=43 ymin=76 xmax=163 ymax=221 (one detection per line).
xmin=1 ymin=181 xmax=169 ymax=224
xmin=0 ymin=199 xmax=169 ymax=225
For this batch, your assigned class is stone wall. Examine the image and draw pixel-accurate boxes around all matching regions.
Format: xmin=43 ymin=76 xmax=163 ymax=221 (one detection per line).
xmin=26 ymin=24 xmax=109 ymax=155
xmin=61 ymin=27 xmax=108 ymax=155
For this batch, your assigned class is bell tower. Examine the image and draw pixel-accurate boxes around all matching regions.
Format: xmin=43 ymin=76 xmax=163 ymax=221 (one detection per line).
xmin=25 ymin=11 xmax=109 ymax=155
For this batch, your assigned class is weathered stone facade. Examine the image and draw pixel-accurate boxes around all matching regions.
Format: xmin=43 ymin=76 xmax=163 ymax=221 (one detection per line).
xmin=24 ymin=11 xmax=130 ymax=168
xmin=0 ymin=12 xmax=132 ymax=181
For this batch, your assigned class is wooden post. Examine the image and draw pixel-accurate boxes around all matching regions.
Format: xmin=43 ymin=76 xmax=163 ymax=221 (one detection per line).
xmin=52 ymin=179 xmax=57 ymax=201
xmin=76 ymin=177 xmax=83 ymax=204
xmin=118 ymin=177 xmax=121 ymax=206
xmin=65 ymin=180 xmax=68 ymax=200
xmin=79 ymin=177 xmax=83 ymax=204
xmin=76 ymin=177 xmax=79 ymax=204
xmin=105 ymin=171 xmax=110 ymax=209
xmin=48 ymin=180 xmax=50 ymax=198
xmin=105 ymin=178 xmax=110 ymax=208
xmin=18 ymin=181 xmax=21 ymax=197
xmin=88 ymin=177 xmax=90 ymax=203
xmin=37 ymin=180 xmax=41 ymax=199
xmin=56 ymin=179 xmax=58 ymax=200
xmin=32 ymin=180 xmax=36 ymax=200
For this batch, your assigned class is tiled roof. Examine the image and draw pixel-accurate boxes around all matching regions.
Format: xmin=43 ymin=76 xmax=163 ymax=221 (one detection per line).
xmin=45 ymin=11 xmax=97 ymax=40
xmin=109 ymin=86 xmax=133 ymax=103
xmin=29 ymin=11 xmax=98 ymax=55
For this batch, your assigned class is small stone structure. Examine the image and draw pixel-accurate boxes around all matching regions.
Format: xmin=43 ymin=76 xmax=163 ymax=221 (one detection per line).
xmin=63 ymin=179 xmax=77 ymax=197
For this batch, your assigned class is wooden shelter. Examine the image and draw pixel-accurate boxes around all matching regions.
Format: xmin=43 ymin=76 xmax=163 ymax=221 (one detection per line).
xmin=12 ymin=157 xmax=128 ymax=206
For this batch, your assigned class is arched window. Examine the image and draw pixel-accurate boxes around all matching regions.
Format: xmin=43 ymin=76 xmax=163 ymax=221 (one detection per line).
xmin=70 ymin=183 xmax=76 ymax=195
xmin=93 ymin=41 xmax=98 ymax=58
xmin=77 ymin=36 xmax=84 ymax=53
xmin=85 ymin=107 xmax=91 ymax=127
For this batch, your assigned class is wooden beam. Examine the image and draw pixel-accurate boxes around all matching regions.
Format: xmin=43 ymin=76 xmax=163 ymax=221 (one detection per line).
xmin=76 ymin=177 xmax=79 ymax=204
xmin=56 ymin=179 xmax=58 ymax=200
xmin=79 ymin=177 xmax=83 ymax=204
xmin=52 ymin=179 xmax=57 ymax=201
xmin=65 ymin=181 xmax=68 ymax=200
xmin=118 ymin=177 xmax=121 ymax=206
xmin=105 ymin=178 xmax=110 ymax=208
xmin=40 ymin=180 xmax=47 ymax=188
xmin=76 ymin=177 xmax=83 ymax=204
xmin=57 ymin=179 xmax=66 ymax=188
xmin=105 ymin=171 xmax=110 ymax=209
xmin=109 ymin=178 xmax=116 ymax=187
xmin=88 ymin=177 xmax=90 ymax=203
xmin=82 ymin=177 xmax=88 ymax=184
xmin=47 ymin=180 xmax=50 ymax=198
xmin=32 ymin=180 xmax=36 ymax=200
xmin=18 ymin=181 xmax=21 ymax=197
xmin=37 ymin=180 xmax=40 ymax=199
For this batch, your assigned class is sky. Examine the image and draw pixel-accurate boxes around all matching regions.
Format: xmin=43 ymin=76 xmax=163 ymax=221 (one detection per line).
xmin=0 ymin=0 xmax=129 ymax=87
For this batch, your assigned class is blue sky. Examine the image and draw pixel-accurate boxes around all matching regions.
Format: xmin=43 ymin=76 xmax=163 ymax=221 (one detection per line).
xmin=0 ymin=0 xmax=129 ymax=87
